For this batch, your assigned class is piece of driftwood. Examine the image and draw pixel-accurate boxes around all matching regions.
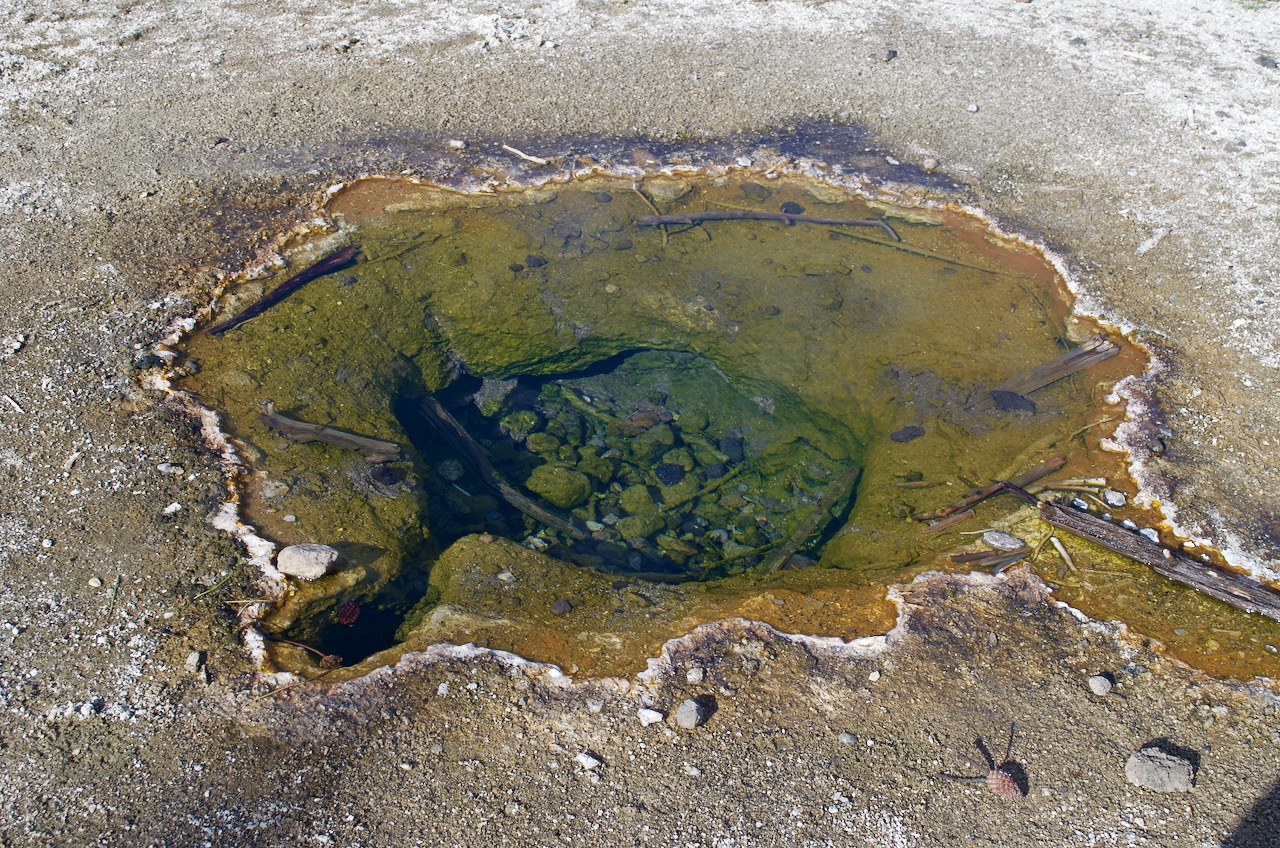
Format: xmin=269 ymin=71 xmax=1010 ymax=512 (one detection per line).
xmin=913 ymin=456 xmax=1065 ymax=522
xmin=761 ymin=465 xmax=862 ymax=573
xmin=209 ymin=244 xmax=360 ymax=335
xmin=260 ymin=401 xmax=402 ymax=463
xmin=638 ymin=210 xmax=901 ymax=242
xmin=418 ymin=396 xmax=587 ymax=540
xmin=967 ymin=334 xmax=1120 ymax=411
xmin=1038 ymin=500 xmax=1280 ymax=622
xmin=828 ymin=229 xmax=999 ymax=274
xmin=922 ymin=508 xmax=977 ymax=534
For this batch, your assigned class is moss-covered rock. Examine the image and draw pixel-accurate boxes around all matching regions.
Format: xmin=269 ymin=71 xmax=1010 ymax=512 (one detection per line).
xmin=620 ymin=484 xmax=658 ymax=515
xmin=616 ymin=513 xmax=664 ymax=539
xmin=524 ymin=464 xmax=593 ymax=509
xmin=630 ymin=423 xmax=675 ymax=461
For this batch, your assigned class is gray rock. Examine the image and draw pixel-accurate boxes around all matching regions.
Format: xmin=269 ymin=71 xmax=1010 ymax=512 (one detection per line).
xmin=685 ymin=666 xmax=705 ymax=684
xmin=1125 ymin=747 xmax=1196 ymax=792
xmin=674 ymin=699 xmax=708 ymax=729
xmin=637 ymin=708 xmax=665 ymax=727
xmin=573 ymin=752 xmax=603 ymax=771
xmin=550 ymin=599 xmax=573 ymax=615
xmin=837 ymin=731 xmax=858 ymax=745
xmin=982 ymin=530 xmax=1025 ymax=551
xmin=276 ymin=543 xmax=341 ymax=580
xmin=1087 ymin=674 xmax=1113 ymax=696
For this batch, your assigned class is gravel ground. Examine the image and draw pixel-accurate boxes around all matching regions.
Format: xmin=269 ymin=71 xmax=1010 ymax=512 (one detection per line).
xmin=1 ymin=1 xmax=1279 ymax=845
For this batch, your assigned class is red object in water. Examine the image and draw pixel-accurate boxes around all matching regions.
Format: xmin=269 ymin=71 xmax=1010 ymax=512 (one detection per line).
xmin=337 ymin=599 xmax=360 ymax=626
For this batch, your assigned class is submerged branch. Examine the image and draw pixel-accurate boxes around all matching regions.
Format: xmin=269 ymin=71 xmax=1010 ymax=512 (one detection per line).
xmin=967 ymin=334 xmax=1120 ymax=411
xmin=639 ymin=210 xmax=900 ymax=242
xmin=913 ymin=456 xmax=1065 ymax=522
xmin=761 ymin=465 xmax=862 ymax=573
xmin=209 ymin=244 xmax=360 ymax=335
xmin=260 ymin=401 xmax=403 ymax=463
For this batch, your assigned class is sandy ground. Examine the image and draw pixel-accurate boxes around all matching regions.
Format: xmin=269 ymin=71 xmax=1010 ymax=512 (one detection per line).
xmin=2 ymin=1 xmax=1280 ymax=845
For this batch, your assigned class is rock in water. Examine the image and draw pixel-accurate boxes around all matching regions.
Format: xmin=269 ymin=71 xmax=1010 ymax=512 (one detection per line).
xmin=990 ymin=390 xmax=1037 ymax=414
xmin=1125 ymin=746 xmax=1196 ymax=792
xmin=524 ymin=464 xmax=592 ymax=509
xmin=889 ymin=425 xmax=925 ymax=443
xmin=276 ymin=544 xmax=341 ymax=580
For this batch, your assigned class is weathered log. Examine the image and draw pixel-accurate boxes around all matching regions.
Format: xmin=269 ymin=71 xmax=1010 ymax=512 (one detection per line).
xmin=638 ymin=210 xmax=900 ymax=242
xmin=209 ymin=244 xmax=360 ymax=335
xmin=1038 ymin=500 xmax=1280 ymax=622
xmin=761 ymin=465 xmax=862 ymax=573
xmin=260 ymin=401 xmax=402 ymax=463
xmin=418 ymin=396 xmax=587 ymax=540
xmin=913 ymin=456 xmax=1065 ymax=522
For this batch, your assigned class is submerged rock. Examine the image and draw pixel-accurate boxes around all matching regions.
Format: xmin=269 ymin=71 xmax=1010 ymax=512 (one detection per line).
xmin=524 ymin=464 xmax=592 ymax=509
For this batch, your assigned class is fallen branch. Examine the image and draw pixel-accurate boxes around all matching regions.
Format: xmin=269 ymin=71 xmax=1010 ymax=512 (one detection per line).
xmin=639 ymin=210 xmax=900 ymax=242
xmin=418 ymin=396 xmax=587 ymax=540
xmin=761 ymin=465 xmax=862 ymax=573
xmin=828 ymin=229 xmax=998 ymax=274
xmin=913 ymin=456 xmax=1065 ymax=522
xmin=1038 ymin=500 xmax=1280 ymax=622
xmin=209 ymin=244 xmax=360 ymax=335
xmin=260 ymin=401 xmax=402 ymax=463
xmin=967 ymin=334 xmax=1120 ymax=411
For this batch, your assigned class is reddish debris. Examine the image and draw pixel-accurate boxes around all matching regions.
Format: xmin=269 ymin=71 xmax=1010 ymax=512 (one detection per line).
xmin=337 ymin=599 xmax=360 ymax=626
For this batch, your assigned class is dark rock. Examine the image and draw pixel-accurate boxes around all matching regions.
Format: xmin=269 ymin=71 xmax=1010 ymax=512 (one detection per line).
xmin=1258 ymin=55 xmax=1278 ymax=70
xmin=593 ymin=192 xmax=613 ymax=203
xmin=612 ymin=238 xmax=633 ymax=251
xmin=719 ymin=435 xmax=745 ymax=463
xmin=889 ymin=425 xmax=925 ymax=443
xmin=780 ymin=201 xmax=805 ymax=215
xmin=703 ymin=463 xmax=726 ymax=479
xmin=525 ymin=254 xmax=548 ymax=268
xmin=741 ymin=182 xmax=771 ymax=201
xmin=550 ymin=599 xmax=573 ymax=615
xmin=990 ymin=390 xmax=1037 ymax=414
xmin=655 ymin=463 xmax=685 ymax=486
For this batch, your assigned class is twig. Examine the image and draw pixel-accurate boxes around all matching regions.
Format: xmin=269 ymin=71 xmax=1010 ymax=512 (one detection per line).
xmin=194 ymin=560 xmax=244 ymax=600
xmin=761 ymin=465 xmax=862 ymax=572
xmin=105 ymin=574 xmax=122 ymax=617
xmin=967 ymin=335 xmax=1120 ymax=411
xmin=1049 ymin=536 xmax=1076 ymax=572
xmin=913 ymin=456 xmax=1065 ymax=522
xmin=260 ymin=400 xmax=403 ymax=463
xmin=208 ymin=244 xmax=360 ymax=335
xmin=828 ymin=229 xmax=999 ymax=274
xmin=1038 ymin=499 xmax=1280 ymax=621
xmin=632 ymin=184 xmax=668 ymax=247
xmin=1 ymin=394 xmax=24 ymax=413
xmin=501 ymin=144 xmax=549 ymax=165
xmin=639 ymin=210 xmax=900 ymax=242
xmin=923 ymin=509 xmax=976 ymax=534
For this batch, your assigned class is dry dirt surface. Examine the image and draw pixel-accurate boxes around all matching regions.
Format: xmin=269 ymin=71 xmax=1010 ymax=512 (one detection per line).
xmin=1 ymin=1 xmax=1279 ymax=846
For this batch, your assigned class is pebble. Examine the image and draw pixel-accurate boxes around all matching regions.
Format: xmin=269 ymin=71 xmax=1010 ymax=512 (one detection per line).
xmin=1087 ymin=674 xmax=1113 ymax=696
xmin=574 ymin=752 xmax=603 ymax=771
xmin=437 ymin=458 xmax=466 ymax=482
xmin=837 ymin=731 xmax=858 ymax=746
xmin=162 ymin=502 xmax=182 ymax=515
xmin=276 ymin=543 xmax=341 ymax=580
xmin=1103 ymin=489 xmax=1127 ymax=507
xmin=585 ymin=520 xmax=604 ymax=532
xmin=889 ymin=425 xmax=925 ymax=443
xmin=967 ymin=103 xmax=980 ymax=113
xmin=157 ymin=462 xmax=185 ymax=475
xmin=87 ymin=577 xmax=102 ymax=588
xmin=1120 ymin=519 xmax=1139 ymax=530
xmin=686 ymin=666 xmax=705 ymax=684
xmin=1140 ymin=528 xmax=1160 ymax=543
xmin=674 ymin=699 xmax=708 ymax=729
xmin=876 ymin=47 xmax=898 ymax=62
xmin=497 ymin=570 xmax=517 ymax=583
xmin=185 ymin=650 xmax=206 ymax=673
xmin=982 ymin=530 xmax=1025 ymax=551
xmin=550 ymin=599 xmax=573 ymax=615
xmin=683 ymin=764 xmax=702 ymax=777
xmin=1125 ymin=746 xmax=1196 ymax=792
xmin=282 ymin=514 xmax=297 ymax=523
xmin=638 ymin=708 xmax=665 ymax=727
xmin=921 ymin=157 xmax=939 ymax=173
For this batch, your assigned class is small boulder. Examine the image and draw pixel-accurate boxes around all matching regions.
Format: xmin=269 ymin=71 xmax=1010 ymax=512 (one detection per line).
xmin=524 ymin=464 xmax=592 ymax=509
xmin=276 ymin=544 xmax=341 ymax=580
xmin=1125 ymin=746 xmax=1196 ymax=792
xmin=674 ymin=699 xmax=709 ymax=729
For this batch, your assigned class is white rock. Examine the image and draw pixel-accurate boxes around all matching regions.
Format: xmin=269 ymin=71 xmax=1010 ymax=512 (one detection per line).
xmin=674 ymin=699 xmax=708 ymax=729
xmin=162 ymin=502 xmax=182 ymax=515
xmin=1087 ymin=674 xmax=1113 ymax=696
xmin=837 ymin=731 xmax=858 ymax=745
xmin=685 ymin=666 xmax=705 ymax=684
xmin=1140 ymin=528 xmax=1161 ymax=543
xmin=1125 ymin=747 xmax=1195 ymax=792
xmin=276 ymin=543 xmax=341 ymax=580
xmin=638 ymin=708 xmax=665 ymax=727
xmin=1103 ymin=489 xmax=1127 ymax=507
xmin=982 ymin=530 xmax=1024 ymax=551
xmin=574 ymin=752 xmax=603 ymax=771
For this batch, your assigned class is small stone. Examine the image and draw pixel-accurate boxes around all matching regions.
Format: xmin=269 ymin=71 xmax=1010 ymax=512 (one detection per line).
xmin=1140 ymin=528 xmax=1160 ymax=543
xmin=524 ymin=464 xmax=592 ymax=509
xmin=683 ymin=764 xmax=701 ymax=777
xmin=655 ymin=463 xmax=685 ymax=486
xmin=889 ymin=425 xmax=925 ymax=443
xmin=276 ymin=543 xmax=341 ymax=580
xmin=967 ymin=103 xmax=980 ymax=113
xmin=585 ymin=520 xmax=604 ymax=532
xmin=1121 ymin=519 xmax=1139 ymax=530
xmin=686 ymin=666 xmax=705 ymax=684
xmin=1258 ymin=55 xmax=1278 ymax=70
xmin=497 ymin=570 xmax=517 ymax=583
xmin=638 ymin=708 xmax=665 ymax=727
xmin=921 ymin=157 xmax=939 ymax=173
xmin=436 ymin=458 xmax=466 ymax=482
xmin=550 ymin=599 xmax=573 ymax=615
xmin=1088 ymin=674 xmax=1113 ymax=696
xmin=157 ymin=462 xmax=184 ymax=475
xmin=574 ymin=752 xmax=603 ymax=771
xmin=586 ymin=699 xmax=604 ymax=714
xmin=448 ymin=139 xmax=467 ymax=150
xmin=868 ymin=670 xmax=881 ymax=682
xmin=1125 ymin=746 xmax=1196 ymax=792
xmin=1103 ymin=489 xmax=1127 ymax=507
xmin=185 ymin=650 xmax=206 ymax=673
xmin=282 ymin=514 xmax=297 ymax=523
xmin=837 ymin=731 xmax=858 ymax=746
xmin=87 ymin=577 xmax=102 ymax=588
xmin=162 ymin=502 xmax=182 ymax=515
xmin=876 ymin=47 xmax=898 ymax=62
xmin=674 ymin=699 xmax=708 ymax=729
xmin=982 ymin=531 xmax=1025 ymax=551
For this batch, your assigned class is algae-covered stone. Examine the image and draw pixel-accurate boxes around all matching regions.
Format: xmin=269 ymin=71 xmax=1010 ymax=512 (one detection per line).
xmin=525 ymin=432 xmax=561 ymax=453
xmin=630 ymin=423 xmax=675 ymax=461
xmin=500 ymin=410 xmax=540 ymax=442
xmin=617 ymin=513 xmax=665 ymax=539
xmin=661 ymin=447 xmax=695 ymax=471
xmin=524 ymin=464 xmax=593 ymax=509
xmin=620 ymin=484 xmax=658 ymax=515
xmin=577 ymin=451 xmax=616 ymax=484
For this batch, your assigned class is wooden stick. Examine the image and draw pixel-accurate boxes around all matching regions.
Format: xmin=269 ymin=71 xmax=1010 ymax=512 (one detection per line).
xmin=828 ymin=229 xmax=999 ymax=274
xmin=638 ymin=210 xmax=901 ymax=242
xmin=418 ymin=396 xmax=587 ymax=540
xmin=761 ymin=465 xmax=861 ymax=573
xmin=260 ymin=401 xmax=402 ymax=463
xmin=1038 ymin=500 xmax=1280 ymax=622
xmin=913 ymin=456 xmax=1066 ymax=522
xmin=923 ymin=509 xmax=976 ymax=534
xmin=209 ymin=244 xmax=359 ymax=335
xmin=967 ymin=335 xmax=1120 ymax=410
